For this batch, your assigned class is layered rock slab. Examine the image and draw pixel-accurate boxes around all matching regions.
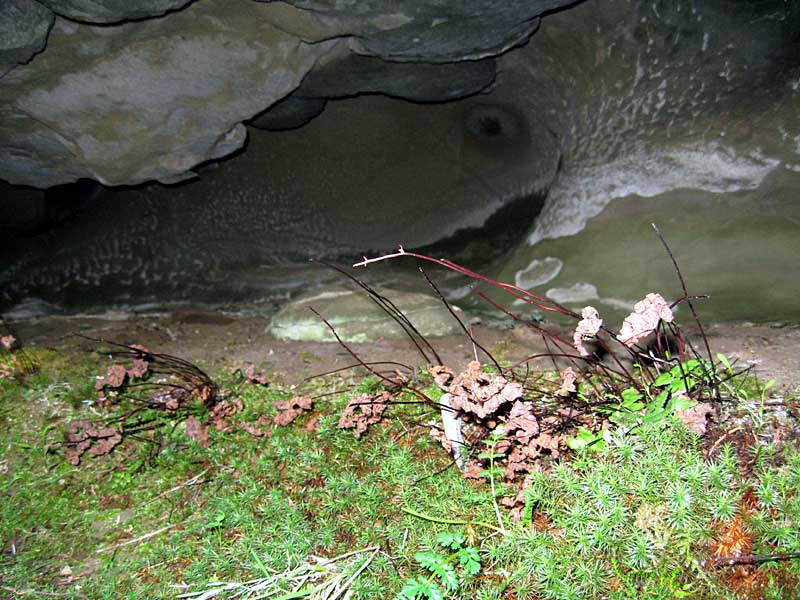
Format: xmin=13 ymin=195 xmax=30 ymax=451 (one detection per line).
xmin=0 ymin=0 xmax=576 ymax=188
xmin=0 ymin=1 xmax=334 ymax=187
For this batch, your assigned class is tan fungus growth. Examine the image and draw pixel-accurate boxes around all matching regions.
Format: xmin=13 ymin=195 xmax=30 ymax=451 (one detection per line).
xmin=617 ymin=293 xmax=674 ymax=347
xmin=573 ymin=306 xmax=602 ymax=357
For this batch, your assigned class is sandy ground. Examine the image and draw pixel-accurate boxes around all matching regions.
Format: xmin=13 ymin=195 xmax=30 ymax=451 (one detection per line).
xmin=6 ymin=310 xmax=799 ymax=396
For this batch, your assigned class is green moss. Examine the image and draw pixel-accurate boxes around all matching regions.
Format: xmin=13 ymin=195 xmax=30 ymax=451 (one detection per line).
xmin=1 ymin=348 xmax=797 ymax=598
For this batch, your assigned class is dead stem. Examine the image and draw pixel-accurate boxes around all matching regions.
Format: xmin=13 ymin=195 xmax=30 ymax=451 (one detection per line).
xmin=705 ymin=551 xmax=800 ymax=569
xmin=307 ymin=306 xmax=435 ymax=406
xmin=651 ymin=223 xmax=718 ymax=399
xmin=417 ymin=266 xmax=504 ymax=374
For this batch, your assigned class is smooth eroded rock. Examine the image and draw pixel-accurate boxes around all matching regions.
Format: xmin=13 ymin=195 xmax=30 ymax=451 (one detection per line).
xmin=268 ymin=286 xmax=466 ymax=342
xmin=269 ymin=0 xmax=573 ymax=62
xmin=0 ymin=2 xmax=334 ymax=187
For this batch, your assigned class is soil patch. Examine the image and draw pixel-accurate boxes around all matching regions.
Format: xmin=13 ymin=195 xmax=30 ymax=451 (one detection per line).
xmin=7 ymin=312 xmax=800 ymax=395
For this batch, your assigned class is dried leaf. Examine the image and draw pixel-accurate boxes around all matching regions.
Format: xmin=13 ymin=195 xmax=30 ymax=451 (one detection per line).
xmin=617 ymin=293 xmax=674 ymax=347
xmin=429 ymin=365 xmax=454 ymax=390
xmin=127 ymin=358 xmax=149 ymax=379
xmin=573 ymin=306 xmax=602 ymax=357
xmin=95 ymin=364 xmax=127 ymax=391
xmin=448 ymin=361 xmax=522 ymax=419
xmin=149 ymin=388 xmax=189 ymax=411
xmin=556 ymin=367 xmax=577 ymax=396
xmin=675 ymin=401 xmax=714 ymax=435
xmin=243 ymin=364 xmax=269 ymax=385
xmin=391 ymin=369 xmax=409 ymax=386
xmin=184 ymin=416 xmax=211 ymax=448
xmin=711 ymin=515 xmax=752 ymax=559
xmin=65 ymin=439 xmax=92 ymax=466
xmin=505 ymin=400 xmax=540 ymax=445
xmin=274 ymin=395 xmax=314 ymax=426
xmin=64 ymin=421 xmax=122 ymax=464
xmin=191 ymin=383 xmax=216 ymax=407
xmin=337 ymin=391 xmax=390 ymax=438
xmin=209 ymin=398 xmax=244 ymax=432
xmin=461 ymin=461 xmax=485 ymax=480
xmin=239 ymin=416 xmax=273 ymax=437
xmin=86 ymin=429 xmax=122 ymax=457
xmin=1 ymin=335 xmax=16 ymax=351
xmin=65 ymin=420 xmax=93 ymax=443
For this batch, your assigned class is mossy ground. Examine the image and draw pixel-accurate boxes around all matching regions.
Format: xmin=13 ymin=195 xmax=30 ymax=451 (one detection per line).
xmin=1 ymin=345 xmax=799 ymax=599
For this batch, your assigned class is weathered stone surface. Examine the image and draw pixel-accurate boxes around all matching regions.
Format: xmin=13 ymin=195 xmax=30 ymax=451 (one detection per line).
xmin=0 ymin=2 xmax=334 ymax=187
xmin=0 ymin=0 xmax=578 ymax=188
xmin=36 ymin=0 xmax=193 ymax=24
xmin=269 ymin=0 xmax=574 ymax=62
xmin=268 ymin=285 xmax=465 ymax=342
xmin=0 ymin=0 xmax=54 ymax=78
xmin=298 ymin=48 xmax=496 ymax=101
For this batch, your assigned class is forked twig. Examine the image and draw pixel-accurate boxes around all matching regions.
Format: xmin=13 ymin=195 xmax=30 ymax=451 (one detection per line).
xmin=307 ymin=306 xmax=435 ymax=406
xmin=417 ymin=267 xmax=504 ymax=374
xmin=354 ymin=246 xmax=579 ymax=318
xmin=651 ymin=223 xmax=718 ymax=398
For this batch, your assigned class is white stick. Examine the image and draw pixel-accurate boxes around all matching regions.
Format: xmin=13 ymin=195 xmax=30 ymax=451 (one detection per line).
xmin=439 ymin=393 xmax=465 ymax=469
xmin=95 ymin=521 xmax=184 ymax=554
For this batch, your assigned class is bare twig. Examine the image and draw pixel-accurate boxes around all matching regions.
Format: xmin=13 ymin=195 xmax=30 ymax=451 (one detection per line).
xmin=651 ymin=223 xmax=718 ymax=398
xmin=307 ymin=306 xmax=435 ymax=406
xmin=418 ymin=267 xmax=504 ymax=374
xmin=95 ymin=520 xmax=185 ymax=554
xmin=354 ymin=246 xmax=578 ymax=318
xmin=705 ymin=551 xmax=800 ymax=569
xmin=319 ymin=260 xmax=443 ymax=365
xmin=303 ymin=361 xmax=415 ymax=383
xmin=145 ymin=469 xmax=209 ymax=505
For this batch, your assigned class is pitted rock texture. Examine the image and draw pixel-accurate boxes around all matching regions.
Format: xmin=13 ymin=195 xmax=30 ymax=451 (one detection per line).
xmin=0 ymin=0 xmax=575 ymax=188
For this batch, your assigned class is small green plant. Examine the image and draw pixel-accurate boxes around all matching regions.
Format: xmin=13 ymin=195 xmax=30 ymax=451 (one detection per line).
xmin=396 ymin=532 xmax=482 ymax=600
xmin=566 ymin=425 xmax=606 ymax=451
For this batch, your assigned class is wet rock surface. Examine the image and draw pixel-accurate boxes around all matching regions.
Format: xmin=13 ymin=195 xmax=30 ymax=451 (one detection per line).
xmin=0 ymin=0 xmax=798 ymax=327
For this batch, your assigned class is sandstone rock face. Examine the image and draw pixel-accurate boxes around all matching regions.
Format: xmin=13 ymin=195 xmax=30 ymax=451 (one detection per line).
xmin=37 ymin=0 xmax=193 ymax=24
xmin=0 ymin=0 xmax=54 ymax=78
xmin=0 ymin=0 xmax=575 ymax=188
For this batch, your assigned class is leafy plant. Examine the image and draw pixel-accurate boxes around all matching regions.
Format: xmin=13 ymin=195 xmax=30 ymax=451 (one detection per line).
xmin=396 ymin=532 xmax=482 ymax=600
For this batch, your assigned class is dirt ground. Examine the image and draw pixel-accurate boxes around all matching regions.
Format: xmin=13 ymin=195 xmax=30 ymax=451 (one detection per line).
xmin=7 ymin=310 xmax=800 ymax=396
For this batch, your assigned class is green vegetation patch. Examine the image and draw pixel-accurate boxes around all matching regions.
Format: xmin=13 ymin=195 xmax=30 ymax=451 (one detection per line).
xmin=1 ymin=344 xmax=798 ymax=599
